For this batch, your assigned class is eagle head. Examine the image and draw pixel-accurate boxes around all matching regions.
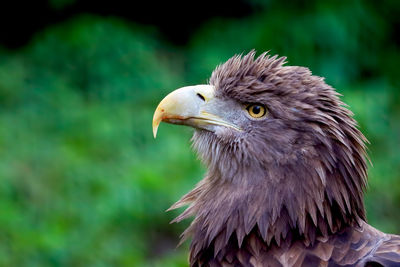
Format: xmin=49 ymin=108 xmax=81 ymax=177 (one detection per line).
xmin=152 ymin=51 xmax=368 ymax=262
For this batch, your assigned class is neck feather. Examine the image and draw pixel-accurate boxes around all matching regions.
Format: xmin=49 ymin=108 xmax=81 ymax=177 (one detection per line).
xmin=169 ymin=128 xmax=367 ymax=260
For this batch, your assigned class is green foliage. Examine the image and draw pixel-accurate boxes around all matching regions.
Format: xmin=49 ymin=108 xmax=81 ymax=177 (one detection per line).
xmin=0 ymin=16 xmax=200 ymax=266
xmin=0 ymin=1 xmax=399 ymax=265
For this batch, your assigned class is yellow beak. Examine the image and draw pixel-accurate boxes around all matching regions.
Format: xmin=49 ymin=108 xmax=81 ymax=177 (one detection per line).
xmin=152 ymin=85 xmax=240 ymax=138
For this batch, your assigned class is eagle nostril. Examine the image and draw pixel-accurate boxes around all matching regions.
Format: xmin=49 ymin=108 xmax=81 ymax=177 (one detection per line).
xmin=197 ymin=93 xmax=206 ymax=101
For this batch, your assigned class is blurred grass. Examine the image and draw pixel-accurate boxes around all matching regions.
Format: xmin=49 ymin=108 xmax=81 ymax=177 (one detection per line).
xmin=0 ymin=0 xmax=399 ymax=265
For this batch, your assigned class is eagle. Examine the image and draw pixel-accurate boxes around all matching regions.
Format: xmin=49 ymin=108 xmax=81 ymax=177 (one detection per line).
xmin=152 ymin=51 xmax=400 ymax=266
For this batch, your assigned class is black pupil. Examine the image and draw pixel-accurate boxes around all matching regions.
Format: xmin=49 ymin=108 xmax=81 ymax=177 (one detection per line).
xmin=252 ymin=105 xmax=261 ymax=114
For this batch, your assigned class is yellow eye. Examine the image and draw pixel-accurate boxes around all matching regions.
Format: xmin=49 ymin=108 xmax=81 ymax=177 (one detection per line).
xmin=246 ymin=104 xmax=267 ymax=118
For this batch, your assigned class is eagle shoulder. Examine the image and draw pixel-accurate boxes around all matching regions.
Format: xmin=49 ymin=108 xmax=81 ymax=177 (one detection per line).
xmin=192 ymin=222 xmax=400 ymax=267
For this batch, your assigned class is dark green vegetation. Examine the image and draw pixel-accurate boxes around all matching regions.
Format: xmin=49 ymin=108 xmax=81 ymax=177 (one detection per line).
xmin=0 ymin=1 xmax=399 ymax=266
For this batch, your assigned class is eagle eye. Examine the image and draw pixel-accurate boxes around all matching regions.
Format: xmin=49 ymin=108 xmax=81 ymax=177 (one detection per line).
xmin=246 ymin=104 xmax=267 ymax=118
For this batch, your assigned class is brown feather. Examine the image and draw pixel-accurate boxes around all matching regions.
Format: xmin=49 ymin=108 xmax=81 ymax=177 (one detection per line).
xmin=165 ymin=51 xmax=400 ymax=266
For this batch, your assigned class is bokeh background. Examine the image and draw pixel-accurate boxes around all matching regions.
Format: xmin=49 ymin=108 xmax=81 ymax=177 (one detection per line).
xmin=0 ymin=0 xmax=399 ymax=266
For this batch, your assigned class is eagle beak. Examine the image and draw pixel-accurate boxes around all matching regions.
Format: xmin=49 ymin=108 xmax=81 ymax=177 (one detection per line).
xmin=152 ymin=85 xmax=240 ymax=138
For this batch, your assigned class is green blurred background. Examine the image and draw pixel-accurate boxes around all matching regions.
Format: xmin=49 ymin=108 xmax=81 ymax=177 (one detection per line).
xmin=0 ymin=0 xmax=399 ymax=266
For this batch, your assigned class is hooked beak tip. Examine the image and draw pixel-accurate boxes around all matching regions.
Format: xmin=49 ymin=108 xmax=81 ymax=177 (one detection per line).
xmin=152 ymin=123 xmax=159 ymax=138
xmin=152 ymin=109 xmax=163 ymax=138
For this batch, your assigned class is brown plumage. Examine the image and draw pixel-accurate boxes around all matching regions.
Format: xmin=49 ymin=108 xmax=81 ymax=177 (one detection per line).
xmin=152 ymin=51 xmax=400 ymax=266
